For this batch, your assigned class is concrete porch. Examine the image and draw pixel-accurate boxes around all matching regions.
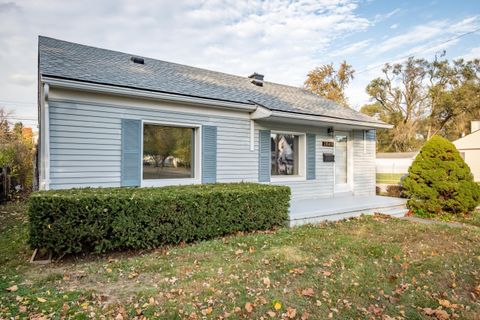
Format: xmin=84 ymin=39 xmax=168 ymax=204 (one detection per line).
xmin=289 ymin=195 xmax=408 ymax=227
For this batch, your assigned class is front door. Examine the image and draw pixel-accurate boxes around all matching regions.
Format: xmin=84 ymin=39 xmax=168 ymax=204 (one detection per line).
xmin=334 ymin=132 xmax=351 ymax=193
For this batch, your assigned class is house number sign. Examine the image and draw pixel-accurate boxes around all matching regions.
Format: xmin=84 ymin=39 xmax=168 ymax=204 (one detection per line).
xmin=322 ymin=141 xmax=334 ymax=147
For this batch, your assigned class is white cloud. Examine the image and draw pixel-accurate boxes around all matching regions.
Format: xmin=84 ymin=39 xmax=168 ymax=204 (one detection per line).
xmin=373 ymin=8 xmax=401 ymax=23
xmin=366 ymin=15 xmax=480 ymax=57
xmin=457 ymin=46 xmax=480 ymax=61
xmin=328 ymin=39 xmax=372 ymax=58
xmin=0 ymin=0 xmax=375 ymax=124
xmin=390 ymin=23 xmax=398 ymax=29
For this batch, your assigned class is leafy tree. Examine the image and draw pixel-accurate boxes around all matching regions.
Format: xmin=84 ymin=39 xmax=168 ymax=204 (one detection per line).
xmin=402 ymin=135 xmax=480 ymax=215
xmin=365 ymin=57 xmax=428 ymax=152
xmin=304 ymin=61 xmax=354 ymax=106
xmin=362 ymin=56 xmax=480 ymax=151
xmin=0 ymin=108 xmax=34 ymax=191
xmin=425 ymin=58 xmax=480 ymax=140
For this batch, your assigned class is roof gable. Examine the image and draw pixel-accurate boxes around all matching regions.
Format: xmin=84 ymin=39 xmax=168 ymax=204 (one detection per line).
xmin=38 ymin=36 xmax=384 ymax=125
xmin=453 ymin=130 xmax=480 ymax=149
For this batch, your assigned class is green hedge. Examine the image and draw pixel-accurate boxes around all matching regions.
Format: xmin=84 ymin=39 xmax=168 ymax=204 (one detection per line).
xmin=28 ymin=183 xmax=290 ymax=255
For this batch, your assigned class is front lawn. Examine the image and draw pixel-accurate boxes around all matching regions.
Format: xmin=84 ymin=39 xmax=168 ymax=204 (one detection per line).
xmin=413 ymin=209 xmax=480 ymax=228
xmin=376 ymin=173 xmax=404 ymax=184
xmin=1 ymin=202 xmax=480 ymax=319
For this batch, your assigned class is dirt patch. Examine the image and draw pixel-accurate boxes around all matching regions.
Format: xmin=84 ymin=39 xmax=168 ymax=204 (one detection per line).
xmin=266 ymin=245 xmax=311 ymax=263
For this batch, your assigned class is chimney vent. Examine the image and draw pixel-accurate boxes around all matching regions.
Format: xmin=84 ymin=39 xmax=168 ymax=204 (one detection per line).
xmin=248 ymin=72 xmax=264 ymax=86
xmin=131 ymin=56 xmax=145 ymax=64
xmin=471 ymin=120 xmax=480 ymax=133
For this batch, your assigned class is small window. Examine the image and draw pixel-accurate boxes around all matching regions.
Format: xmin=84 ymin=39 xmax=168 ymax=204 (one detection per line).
xmin=271 ymin=133 xmax=299 ymax=176
xmin=143 ymin=124 xmax=194 ymax=180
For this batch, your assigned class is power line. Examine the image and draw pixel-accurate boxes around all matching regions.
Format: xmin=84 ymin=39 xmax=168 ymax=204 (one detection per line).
xmin=356 ymin=26 xmax=480 ymax=75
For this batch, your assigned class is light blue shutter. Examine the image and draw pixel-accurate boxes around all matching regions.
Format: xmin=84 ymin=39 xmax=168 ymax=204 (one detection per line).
xmin=258 ymin=130 xmax=271 ymax=182
xmin=306 ymin=133 xmax=316 ymax=180
xmin=121 ymin=119 xmax=142 ymax=187
xmin=202 ymin=125 xmax=217 ymax=183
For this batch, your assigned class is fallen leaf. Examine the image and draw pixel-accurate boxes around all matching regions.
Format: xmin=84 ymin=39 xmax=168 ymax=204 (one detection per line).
xmin=245 ymin=302 xmax=253 ymax=313
xmin=434 ymin=309 xmax=450 ymax=320
xmin=263 ymin=277 xmax=271 ymax=288
xmin=321 ymin=270 xmax=332 ymax=277
xmin=267 ymin=311 xmax=276 ymax=317
xmin=235 ymin=249 xmax=244 ymax=255
xmin=286 ymin=307 xmax=297 ymax=319
xmin=289 ymin=268 xmax=304 ymax=274
xmin=301 ymin=311 xmax=310 ymax=320
xmin=301 ymin=288 xmax=314 ymax=297
xmin=6 ymin=285 xmax=18 ymax=292
xmin=19 ymin=305 xmax=27 ymax=313
xmin=37 ymin=297 xmax=47 ymax=303
xmin=201 ymin=307 xmax=213 ymax=316
xmin=439 ymin=299 xmax=451 ymax=308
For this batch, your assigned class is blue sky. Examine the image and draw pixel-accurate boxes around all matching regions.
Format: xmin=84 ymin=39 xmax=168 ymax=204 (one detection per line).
xmin=0 ymin=0 xmax=479 ymax=129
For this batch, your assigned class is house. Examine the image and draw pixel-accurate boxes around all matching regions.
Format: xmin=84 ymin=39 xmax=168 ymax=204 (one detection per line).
xmin=453 ymin=121 xmax=480 ymax=182
xmin=37 ymin=36 xmax=406 ymax=224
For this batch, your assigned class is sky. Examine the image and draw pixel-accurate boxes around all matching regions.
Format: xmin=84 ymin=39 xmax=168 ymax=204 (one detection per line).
xmin=0 ymin=0 xmax=479 ymax=130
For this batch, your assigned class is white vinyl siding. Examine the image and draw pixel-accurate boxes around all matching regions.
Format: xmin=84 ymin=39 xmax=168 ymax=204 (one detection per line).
xmin=48 ymin=100 xmax=257 ymax=189
xmin=47 ymin=92 xmax=377 ymax=198
xmin=352 ymin=130 xmax=376 ymax=196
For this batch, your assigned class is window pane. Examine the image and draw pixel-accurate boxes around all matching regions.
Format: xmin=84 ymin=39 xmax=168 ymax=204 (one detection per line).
xmin=271 ymin=133 xmax=299 ymax=176
xmin=143 ymin=124 xmax=194 ymax=179
xmin=335 ymin=135 xmax=347 ymax=184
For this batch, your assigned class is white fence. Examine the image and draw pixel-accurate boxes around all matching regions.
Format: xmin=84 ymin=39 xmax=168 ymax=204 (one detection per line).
xmin=375 ymin=158 xmax=413 ymax=174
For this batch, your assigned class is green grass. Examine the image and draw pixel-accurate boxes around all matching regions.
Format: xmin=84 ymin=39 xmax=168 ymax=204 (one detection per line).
xmin=376 ymin=173 xmax=404 ymax=184
xmin=414 ymin=209 xmax=480 ymax=228
xmin=1 ymin=202 xmax=480 ymax=319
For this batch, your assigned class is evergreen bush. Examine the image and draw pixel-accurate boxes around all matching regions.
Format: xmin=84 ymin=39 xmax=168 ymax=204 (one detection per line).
xmin=28 ymin=183 xmax=290 ymax=255
xmin=403 ymin=135 xmax=480 ymax=214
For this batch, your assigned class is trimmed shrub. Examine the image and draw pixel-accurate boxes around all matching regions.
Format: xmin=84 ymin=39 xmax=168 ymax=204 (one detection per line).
xmin=386 ymin=185 xmax=403 ymax=198
xmin=403 ymin=135 xmax=480 ymax=214
xmin=28 ymin=183 xmax=290 ymax=255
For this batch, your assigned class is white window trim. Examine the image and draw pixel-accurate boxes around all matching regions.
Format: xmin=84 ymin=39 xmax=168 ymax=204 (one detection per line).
xmin=270 ymin=130 xmax=307 ymax=182
xmin=140 ymin=120 xmax=202 ymax=187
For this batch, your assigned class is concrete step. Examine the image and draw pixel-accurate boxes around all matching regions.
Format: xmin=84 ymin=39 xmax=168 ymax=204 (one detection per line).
xmin=373 ymin=205 xmax=409 ymax=217
xmin=289 ymin=204 xmax=408 ymax=227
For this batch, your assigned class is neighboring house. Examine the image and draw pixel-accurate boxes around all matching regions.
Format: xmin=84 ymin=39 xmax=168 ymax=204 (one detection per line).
xmin=453 ymin=121 xmax=480 ymax=182
xmin=37 ymin=36 xmax=391 ymax=202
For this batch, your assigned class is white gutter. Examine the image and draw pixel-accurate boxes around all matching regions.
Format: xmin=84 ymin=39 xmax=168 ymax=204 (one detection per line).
xmin=42 ymin=77 xmax=257 ymax=112
xmin=269 ymin=110 xmax=393 ymax=129
xmin=43 ymin=76 xmax=392 ymax=129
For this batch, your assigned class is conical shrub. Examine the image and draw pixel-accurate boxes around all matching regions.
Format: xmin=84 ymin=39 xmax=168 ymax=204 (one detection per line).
xmin=403 ymin=135 xmax=480 ymax=214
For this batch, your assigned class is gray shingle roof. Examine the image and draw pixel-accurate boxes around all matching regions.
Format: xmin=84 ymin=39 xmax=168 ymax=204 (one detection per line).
xmin=39 ymin=36 xmax=383 ymax=125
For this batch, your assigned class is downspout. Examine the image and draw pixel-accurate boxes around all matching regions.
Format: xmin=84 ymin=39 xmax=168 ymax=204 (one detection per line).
xmin=42 ymin=83 xmax=50 ymax=190
xmin=249 ymin=104 xmax=272 ymax=152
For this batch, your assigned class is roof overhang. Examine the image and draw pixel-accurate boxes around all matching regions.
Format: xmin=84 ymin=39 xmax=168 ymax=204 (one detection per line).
xmin=41 ymin=76 xmax=257 ymax=112
xmin=249 ymin=105 xmax=393 ymax=130
xmin=42 ymin=76 xmax=393 ymax=129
